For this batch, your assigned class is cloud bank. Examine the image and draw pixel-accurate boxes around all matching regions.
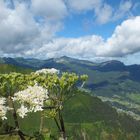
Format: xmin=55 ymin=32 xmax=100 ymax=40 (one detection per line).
xmin=0 ymin=0 xmax=140 ymax=62
xmin=32 ymin=16 xmax=140 ymax=59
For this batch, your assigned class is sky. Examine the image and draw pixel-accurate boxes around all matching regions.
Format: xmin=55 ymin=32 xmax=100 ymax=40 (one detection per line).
xmin=0 ymin=0 xmax=140 ymax=64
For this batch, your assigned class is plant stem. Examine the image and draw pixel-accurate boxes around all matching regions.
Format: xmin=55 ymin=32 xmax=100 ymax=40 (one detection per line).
xmin=54 ymin=117 xmax=61 ymax=132
xmin=39 ymin=111 xmax=44 ymax=133
xmin=58 ymin=110 xmax=67 ymax=140
xmin=8 ymin=96 xmax=25 ymax=140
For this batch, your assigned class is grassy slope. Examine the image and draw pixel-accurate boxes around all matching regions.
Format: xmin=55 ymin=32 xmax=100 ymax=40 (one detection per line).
xmin=1 ymin=92 xmax=140 ymax=140
xmin=0 ymin=64 xmax=33 ymax=74
xmin=53 ymin=60 xmax=140 ymax=121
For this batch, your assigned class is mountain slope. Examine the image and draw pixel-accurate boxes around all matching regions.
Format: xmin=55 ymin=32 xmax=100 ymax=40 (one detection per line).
xmin=1 ymin=57 xmax=45 ymax=69
xmin=1 ymin=56 xmax=140 ymax=120
xmin=0 ymin=64 xmax=33 ymax=74
xmin=63 ymin=92 xmax=140 ymax=139
xmin=1 ymin=56 xmax=140 ymax=97
xmin=1 ymin=91 xmax=140 ymax=140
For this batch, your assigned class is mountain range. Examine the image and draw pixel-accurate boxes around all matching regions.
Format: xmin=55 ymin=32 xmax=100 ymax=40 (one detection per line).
xmin=1 ymin=56 xmax=140 ymax=120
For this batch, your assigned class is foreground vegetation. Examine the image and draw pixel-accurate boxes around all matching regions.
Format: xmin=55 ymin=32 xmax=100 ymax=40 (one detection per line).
xmin=0 ymin=68 xmax=87 ymax=139
xmin=1 ymin=92 xmax=140 ymax=139
xmin=0 ymin=63 xmax=140 ymax=139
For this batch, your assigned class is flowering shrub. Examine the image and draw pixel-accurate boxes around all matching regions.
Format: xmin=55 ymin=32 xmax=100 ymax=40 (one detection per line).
xmin=0 ymin=68 xmax=88 ymax=139
xmin=13 ymin=84 xmax=49 ymax=118
xmin=0 ymin=97 xmax=8 ymax=120
xmin=35 ymin=68 xmax=59 ymax=75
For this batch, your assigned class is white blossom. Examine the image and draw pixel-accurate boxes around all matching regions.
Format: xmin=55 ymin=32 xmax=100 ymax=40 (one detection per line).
xmin=0 ymin=97 xmax=8 ymax=120
xmin=17 ymin=105 xmax=28 ymax=118
xmin=13 ymin=84 xmax=49 ymax=118
xmin=35 ymin=68 xmax=59 ymax=75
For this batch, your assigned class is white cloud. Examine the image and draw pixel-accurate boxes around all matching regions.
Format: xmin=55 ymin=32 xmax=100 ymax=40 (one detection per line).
xmin=113 ymin=0 xmax=133 ymax=21
xmin=100 ymin=16 xmax=140 ymax=57
xmin=67 ymin=0 xmax=133 ymax=24
xmin=31 ymin=0 xmax=68 ymax=20
xmin=0 ymin=0 xmax=139 ymax=63
xmin=32 ymin=16 xmax=140 ymax=59
xmin=0 ymin=2 xmax=39 ymax=53
xmin=120 ymin=52 xmax=140 ymax=65
xmin=67 ymin=0 xmax=101 ymax=12
xmin=95 ymin=0 xmax=133 ymax=24
xmin=66 ymin=0 xmax=113 ymax=24
xmin=95 ymin=3 xmax=113 ymax=24
xmin=0 ymin=0 xmax=63 ymax=56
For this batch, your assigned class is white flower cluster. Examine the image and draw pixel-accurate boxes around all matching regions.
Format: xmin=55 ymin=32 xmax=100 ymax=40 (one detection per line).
xmin=17 ymin=105 xmax=28 ymax=118
xmin=35 ymin=68 xmax=59 ymax=75
xmin=0 ymin=97 xmax=8 ymax=120
xmin=13 ymin=84 xmax=49 ymax=118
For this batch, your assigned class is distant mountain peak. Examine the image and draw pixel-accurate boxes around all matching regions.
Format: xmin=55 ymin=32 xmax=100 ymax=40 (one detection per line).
xmin=98 ymin=60 xmax=125 ymax=72
xmin=100 ymin=60 xmax=124 ymax=66
xmin=55 ymin=56 xmax=77 ymax=63
xmin=60 ymin=56 xmax=70 ymax=59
